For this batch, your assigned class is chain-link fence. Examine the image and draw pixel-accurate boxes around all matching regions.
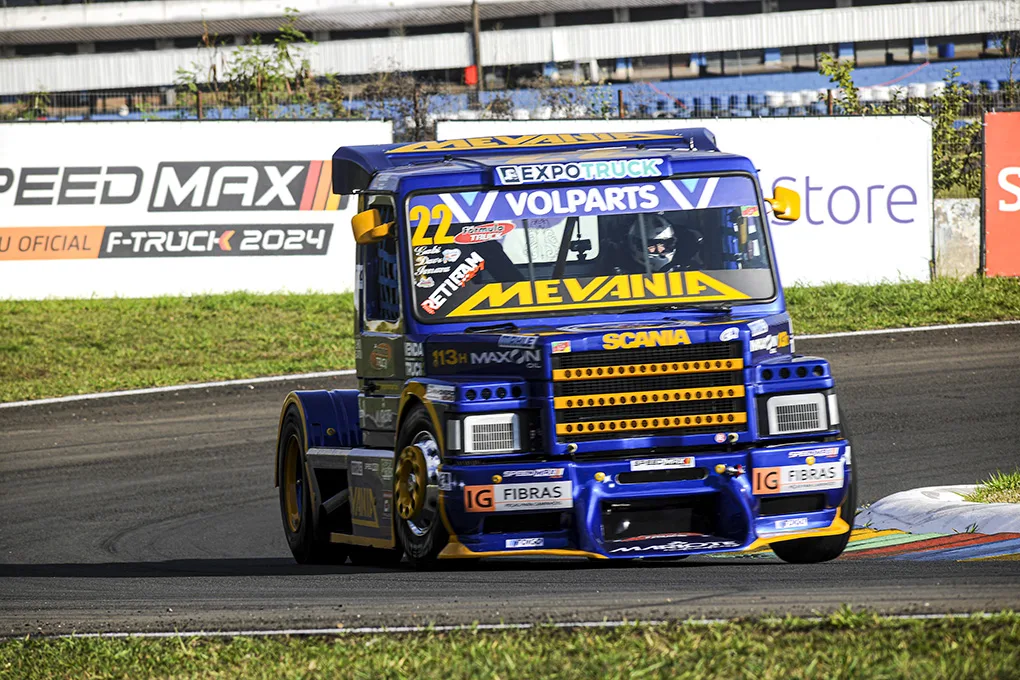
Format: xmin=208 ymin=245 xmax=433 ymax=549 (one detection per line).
xmin=2 ymin=78 xmax=1014 ymax=128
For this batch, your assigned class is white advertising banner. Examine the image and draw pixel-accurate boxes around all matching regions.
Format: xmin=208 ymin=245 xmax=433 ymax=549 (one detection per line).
xmin=0 ymin=120 xmax=392 ymax=299
xmin=437 ymin=118 xmax=933 ymax=286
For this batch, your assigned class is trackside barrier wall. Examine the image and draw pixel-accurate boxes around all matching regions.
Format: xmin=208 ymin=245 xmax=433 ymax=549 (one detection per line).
xmin=0 ymin=121 xmax=393 ymax=299
xmin=934 ymin=198 xmax=980 ymax=279
xmin=437 ymin=118 xmax=934 ymax=287
xmin=983 ymin=111 xmax=1020 ymax=277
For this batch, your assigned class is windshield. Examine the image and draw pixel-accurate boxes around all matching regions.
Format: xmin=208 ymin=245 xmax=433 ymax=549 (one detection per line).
xmin=406 ymin=175 xmax=775 ymax=322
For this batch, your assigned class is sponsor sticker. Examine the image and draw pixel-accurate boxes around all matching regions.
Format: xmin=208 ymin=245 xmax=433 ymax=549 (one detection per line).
xmin=741 ymin=205 xmax=761 ymax=217
xmin=497 ymin=334 xmax=539 ymax=349
xmin=610 ymin=539 xmax=740 ymax=553
xmin=414 ymin=265 xmax=451 ymax=277
xmin=774 ymin=517 xmax=809 ymax=530
xmin=630 ymin=457 xmax=694 ymax=471
xmin=505 ymin=537 xmax=545 ymax=548
xmin=602 ymin=329 xmax=690 ymax=350
xmin=714 ymin=433 xmax=727 ymax=444
xmin=369 ymin=343 xmax=391 ymax=371
xmin=752 ymin=463 xmax=844 ymax=495
xmin=419 ymin=252 xmax=485 ymax=315
xmin=495 ymin=158 xmax=666 ymax=185
xmin=470 ymin=348 xmax=541 ymax=368
xmin=551 ymin=340 xmax=572 ymax=354
xmin=417 ymin=276 xmax=435 ymax=288
xmin=425 ymin=384 xmax=456 ymax=402
xmin=454 ymin=222 xmax=514 ymax=244
xmin=787 ymin=446 xmax=840 ymax=459
xmin=719 ymin=327 xmax=740 ymax=342
xmin=350 ymin=461 xmax=364 ymax=476
xmin=747 ymin=319 xmax=770 ymax=337
xmin=438 ymin=471 xmax=453 ymax=491
xmin=749 ymin=331 xmax=790 ymax=354
xmin=405 ymin=342 xmax=424 ymax=358
xmin=620 ymin=532 xmax=699 ymax=542
xmin=442 ymin=248 xmax=461 ymax=262
xmin=405 ymin=360 xmax=425 ymax=377
xmin=463 ymin=481 xmax=573 ymax=513
xmin=448 ymin=271 xmax=751 ymax=318
xmin=501 ymin=468 xmax=565 ymax=479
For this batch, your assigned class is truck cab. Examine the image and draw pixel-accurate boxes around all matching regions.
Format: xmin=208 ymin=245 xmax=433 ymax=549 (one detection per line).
xmin=275 ymin=128 xmax=855 ymax=567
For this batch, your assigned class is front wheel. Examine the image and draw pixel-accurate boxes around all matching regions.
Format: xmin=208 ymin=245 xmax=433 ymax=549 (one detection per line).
xmin=771 ymin=454 xmax=857 ymax=565
xmin=393 ymin=405 xmax=449 ymax=569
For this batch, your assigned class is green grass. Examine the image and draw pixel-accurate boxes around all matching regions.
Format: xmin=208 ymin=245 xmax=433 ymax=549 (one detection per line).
xmin=785 ymin=276 xmax=1020 ymax=334
xmin=2 ymin=610 xmax=1019 ymax=679
xmin=2 ymin=277 xmax=1019 ymax=404
xmin=0 ymin=292 xmax=356 ymax=403
xmin=964 ymin=469 xmax=1020 ymax=504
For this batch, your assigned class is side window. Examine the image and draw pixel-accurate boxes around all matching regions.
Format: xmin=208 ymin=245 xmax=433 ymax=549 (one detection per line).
xmin=362 ymin=196 xmax=400 ymax=323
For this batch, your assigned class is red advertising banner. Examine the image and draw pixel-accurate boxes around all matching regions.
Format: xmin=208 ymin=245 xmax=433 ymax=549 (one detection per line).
xmin=984 ymin=111 xmax=1020 ymax=276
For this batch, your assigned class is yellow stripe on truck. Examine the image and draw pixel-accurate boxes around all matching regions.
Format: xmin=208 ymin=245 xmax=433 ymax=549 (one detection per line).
xmin=557 ymin=411 xmax=747 ymax=436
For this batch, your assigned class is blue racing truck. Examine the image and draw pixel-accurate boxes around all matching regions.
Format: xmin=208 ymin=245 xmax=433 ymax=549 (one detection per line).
xmin=274 ymin=128 xmax=855 ymax=568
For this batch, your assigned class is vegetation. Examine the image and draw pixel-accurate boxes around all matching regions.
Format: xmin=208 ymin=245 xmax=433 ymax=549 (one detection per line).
xmin=964 ymin=469 xmax=1020 ymax=504
xmin=2 ymin=609 xmax=1019 ymax=679
xmin=818 ymin=55 xmax=986 ymax=198
xmin=2 ymin=277 xmax=1019 ymax=403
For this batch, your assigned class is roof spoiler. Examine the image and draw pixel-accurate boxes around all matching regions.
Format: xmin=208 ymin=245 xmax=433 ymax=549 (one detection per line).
xmin=332 ymin=127 xmax=718 ymax=195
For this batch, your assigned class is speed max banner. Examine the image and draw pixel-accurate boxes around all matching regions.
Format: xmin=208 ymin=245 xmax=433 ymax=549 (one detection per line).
xmin=0 ymin=121 xmax=392 ymax=299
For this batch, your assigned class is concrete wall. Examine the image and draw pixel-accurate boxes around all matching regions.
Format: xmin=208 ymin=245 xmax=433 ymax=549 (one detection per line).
xmin=934 ymin=198 xmax=981 ymax=279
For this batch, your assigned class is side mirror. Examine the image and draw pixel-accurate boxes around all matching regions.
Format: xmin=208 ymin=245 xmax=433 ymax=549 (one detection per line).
xmin=351 ymin=208 xmax=393 ymax=244
xmin=765 ymin=186 xmax=801 ymax=222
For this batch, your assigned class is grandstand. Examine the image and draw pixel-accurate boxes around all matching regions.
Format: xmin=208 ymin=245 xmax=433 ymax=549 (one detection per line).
xmin=1 ymin=0 xmax=1017 ymax=117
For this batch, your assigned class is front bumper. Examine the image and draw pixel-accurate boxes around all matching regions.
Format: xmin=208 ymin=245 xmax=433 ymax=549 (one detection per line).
xmin=437 ymin=440 xmax=852 ymax=559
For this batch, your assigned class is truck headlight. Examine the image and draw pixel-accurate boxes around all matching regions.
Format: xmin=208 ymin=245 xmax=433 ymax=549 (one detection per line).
xmin=462 ymin=413 xmax=521 ymax=454
xmin=766 ymin=393 xmax=829 ymax=434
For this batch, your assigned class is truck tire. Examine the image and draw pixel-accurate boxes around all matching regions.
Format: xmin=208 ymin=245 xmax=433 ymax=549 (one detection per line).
xmin=771 ymin=419 xmax=858 ymax=565
xmin=394 ymin=404 xmax=449 ymax=569
xmin=278 ymin=404 xmax=349 ymax=565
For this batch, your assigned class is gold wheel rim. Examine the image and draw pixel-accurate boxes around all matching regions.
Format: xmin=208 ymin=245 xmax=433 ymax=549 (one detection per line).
xmin=283 ymin=434 xmax=302 ymax=533
xmin=395 ymin=445 xmax=428 ymax=520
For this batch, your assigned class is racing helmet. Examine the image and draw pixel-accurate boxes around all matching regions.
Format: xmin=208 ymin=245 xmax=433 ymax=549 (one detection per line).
xmin=627 ymin=214 xmax=677 ymax=271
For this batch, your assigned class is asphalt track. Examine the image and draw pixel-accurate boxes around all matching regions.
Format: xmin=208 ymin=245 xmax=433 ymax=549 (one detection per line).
xmin=1 ymin=325 xmax=1019 ymax=636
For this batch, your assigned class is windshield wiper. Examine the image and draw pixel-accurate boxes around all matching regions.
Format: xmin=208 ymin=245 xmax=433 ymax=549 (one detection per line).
xmin=464 ymin=321 xmax=519 ymax=334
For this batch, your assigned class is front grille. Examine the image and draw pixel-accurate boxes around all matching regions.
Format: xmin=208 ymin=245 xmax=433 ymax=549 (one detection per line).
xmin=766 ymin=393 xmax=827 ymax=434
xmin=617 ymin=468 xmax=708 ymax=484
xmin=464 ymin=414 xmax=519 ymax=453
xmin=775 ymin=402 xmax=820 ymax=432
xmin=552 ymin=341 xmax=748 ymax=443
xmin=601 ymin=496 xmax=719 ymax=540
xmin=758 ymin=493 xmax=827 ymax=516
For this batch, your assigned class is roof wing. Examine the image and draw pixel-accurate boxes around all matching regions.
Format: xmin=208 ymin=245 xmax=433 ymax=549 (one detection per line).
xmin=332 ymin=127 xmax=719 ymax=195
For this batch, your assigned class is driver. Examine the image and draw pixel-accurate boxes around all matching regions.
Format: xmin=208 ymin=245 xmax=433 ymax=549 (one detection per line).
xmin=628 ymin=214 xmax=677 ymax=272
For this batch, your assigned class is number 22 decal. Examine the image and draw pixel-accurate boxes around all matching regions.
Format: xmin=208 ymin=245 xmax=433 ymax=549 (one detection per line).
xmin=409 ymin=204 xmax=455 ymax=246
